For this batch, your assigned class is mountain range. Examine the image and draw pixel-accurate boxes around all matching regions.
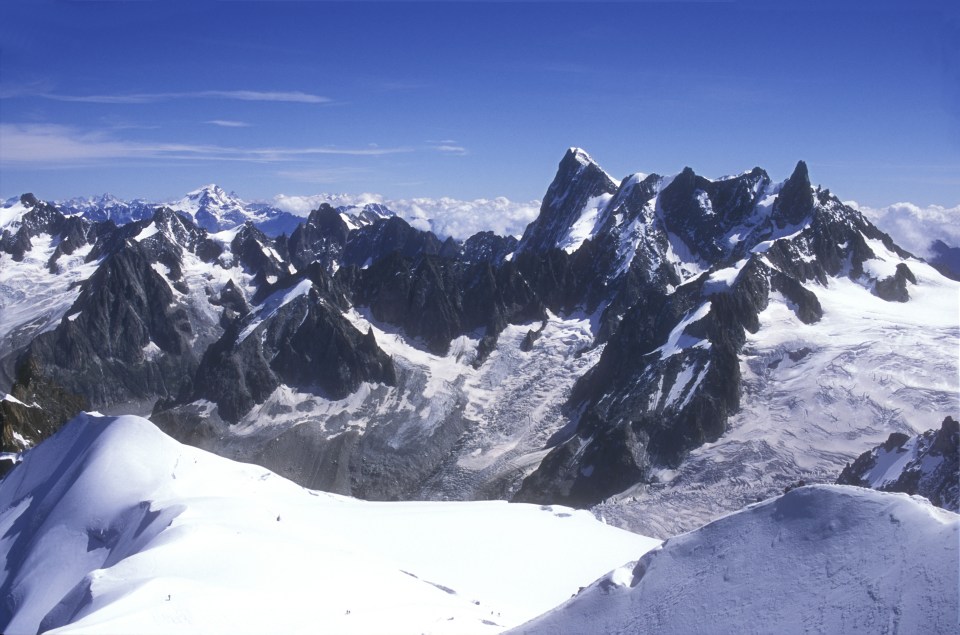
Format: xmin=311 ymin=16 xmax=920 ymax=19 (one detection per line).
xmin=1 ymin=148 xmax=957 ymax=632
xmin=0 ymin=148 xmax=957 ymax=539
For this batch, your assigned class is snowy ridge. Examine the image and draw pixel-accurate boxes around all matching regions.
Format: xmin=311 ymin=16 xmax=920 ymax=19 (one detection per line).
xmin=514 ymin=485 xmax=959 ymax=634
xmin=0 ymin=413 xmax=658 ymax=634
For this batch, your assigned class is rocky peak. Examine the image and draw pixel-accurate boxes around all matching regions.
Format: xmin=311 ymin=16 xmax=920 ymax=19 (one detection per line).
xmin=341 ymin=215 xmax=443 ymax=268
xmin=516 ymin=148 xmax=620 ymax=254
xmin=771 ymin=160 xmax=814 ymax=227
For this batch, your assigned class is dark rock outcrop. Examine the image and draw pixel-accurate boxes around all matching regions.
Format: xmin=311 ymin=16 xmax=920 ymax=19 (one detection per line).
xmin=929 ymin=239 xmax=960 ymax=281
xmin=189 ymin=280 xmax=395 ymax=423
xmin=16 ymin=241 xmax=197 ymax=409
xmin=837 ymin=417 xmax=959 ymax=512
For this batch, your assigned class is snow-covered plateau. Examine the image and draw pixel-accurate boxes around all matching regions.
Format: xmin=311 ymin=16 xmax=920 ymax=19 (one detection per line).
xmin=0 ymin=413 xmax=659 ymax=634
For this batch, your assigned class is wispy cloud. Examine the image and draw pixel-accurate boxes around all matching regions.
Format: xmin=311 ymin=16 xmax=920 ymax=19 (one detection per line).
xmin=7 ymin=89 xmax=330 ymax=104
xmin=205 ymin=120 xmax=251 ymax=128
xmin=276 ymin=167 xmax=373 ymax=185
xmin=427 ymin=140 xmax=468 ymax=156
xmin=0 ymin=123 xmax=412 ymax=165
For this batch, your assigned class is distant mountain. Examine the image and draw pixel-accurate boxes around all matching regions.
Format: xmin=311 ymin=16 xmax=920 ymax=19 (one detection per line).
xmin=0 ymin=149 xmax=956 ymax=538
xmin=929 ymin=239 xmax=960 ymax=281
xmin=59 ymin=193 xmax=156 ymax=225
xmin=513 ymin=485 xmax=958 ymax=634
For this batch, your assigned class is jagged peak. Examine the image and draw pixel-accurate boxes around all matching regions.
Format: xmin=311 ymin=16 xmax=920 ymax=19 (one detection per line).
xmin=558 ymin=147 xmax=620 ymax=186
xmin=789 ymin=159 xmax=810 ymax=186
xmin=566 ymin=146 xmax=596 ymax=166
xmin=185 ymin=183 xmax=228 ymax=198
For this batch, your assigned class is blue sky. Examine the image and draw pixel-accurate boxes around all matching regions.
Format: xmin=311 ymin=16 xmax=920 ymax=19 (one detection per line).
xmin=1 ymin=0 xmax=958 ymax=207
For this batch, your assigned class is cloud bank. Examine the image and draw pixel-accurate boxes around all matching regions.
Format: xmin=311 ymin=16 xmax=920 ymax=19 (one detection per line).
xmin=273 ymin=193 xmax=541 ymax=240
xmin=848 ymin=201 xmax=960 ymax=258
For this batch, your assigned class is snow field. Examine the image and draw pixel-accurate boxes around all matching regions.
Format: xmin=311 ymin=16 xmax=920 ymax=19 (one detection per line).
xmin=0 ymin=413 xmax=659 ymax=634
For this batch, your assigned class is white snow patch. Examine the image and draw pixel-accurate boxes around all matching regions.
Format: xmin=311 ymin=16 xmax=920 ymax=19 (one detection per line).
xmin=703 ymin=258 xmax=749 ymax=292
xmin=132 ymin=223 xmax=159 ymax=242
xmin=238 ymin=279 xmax=313 ymax=342
xmin=654 ymin=302 xmax=712 ymax=359
xmin=558 ymin=193 xmax=612 ymax=254
xmin=2 ymin=393 xmax=39 ymax=408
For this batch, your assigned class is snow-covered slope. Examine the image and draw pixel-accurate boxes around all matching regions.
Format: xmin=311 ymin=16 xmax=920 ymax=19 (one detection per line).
xmin=513 ymin=485 xmax=959 ymax=634
xmin=0 ymin=412 xmax=658 ymax=635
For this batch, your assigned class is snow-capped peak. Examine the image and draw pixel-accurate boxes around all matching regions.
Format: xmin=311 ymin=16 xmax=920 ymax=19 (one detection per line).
xmin=567 ymin=146 xmax=595 ymax=165
xmin=169 ymin=185 xmax=253 ymax=233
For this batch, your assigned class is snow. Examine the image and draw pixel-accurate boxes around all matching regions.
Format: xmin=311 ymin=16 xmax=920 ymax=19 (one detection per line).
xmin=558 ymin=192 xmax=613 ymax=253
xmin=703 ymin=257 xmax=749 ymax=293
xmin=237 ymin=278 xmax=314 ymax=342
xmin=194 ymin=306 xmax=607 ymax=504
xmin=653 ymin=302 xmax=712 ymax=359
xmin=863 ymin=437 xmax=919 ymax=487
xmin=0 ymin=236 xmax=101 ymax=373
xmin=0 ymin=413 xmax=658 ymax=634
xmin=2 ymin=393 xmax=38 ymax=408
xmin=515 ymin=485 xmax=959 ymax=634
xmin=132 ymin=222 xmax=159 ymax=242
xmin=0 ymin=199 xmax=29 ymax=230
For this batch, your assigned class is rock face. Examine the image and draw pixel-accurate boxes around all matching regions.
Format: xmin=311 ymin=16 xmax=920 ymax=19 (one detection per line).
xmin=190 ymin=279 xmax=396 ymax=423
xmin=1 ymin=150 xmax=956 ymax=518
xmin=928 ymin=239 xmax=960 ymax=281
xmin=837 ymin=417 xmax=959 ymax=512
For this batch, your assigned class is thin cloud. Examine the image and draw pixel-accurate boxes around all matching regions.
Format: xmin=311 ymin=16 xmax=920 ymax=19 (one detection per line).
xmin=17 ymin=90 xmax=330 ymax=104
xmin=427 ymin=141 xmax=468 ymax=156
xmin=276 ymin=167 xmax=373 ymax=185
xmin=0 ymin=123 xmax=412 ymax=165
xmin=205 ymin=120 xmax=251 ymax=128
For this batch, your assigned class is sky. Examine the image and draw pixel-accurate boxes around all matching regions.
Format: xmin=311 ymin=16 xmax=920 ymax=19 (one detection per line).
xmin=1 ymin=0 xmax=958 ymax=208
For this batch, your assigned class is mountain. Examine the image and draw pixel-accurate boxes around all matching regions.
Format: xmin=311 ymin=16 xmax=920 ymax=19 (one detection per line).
xmin=0 ymin=412 xmax=658 ymax=634
xmin=929 ymin=239 xmax=960 ymax=281
xmin=511 ymin=485 xmax=958 ymax=634
xmin=166 ymin=184 xmax=303 ymax=236
xmin=1 ymin=149 xmax=956 ymax=538
xmin=59 ymin=193 xmax=157 ymax=225
xmin=837 ymin=416 xmax=959 ymax=511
